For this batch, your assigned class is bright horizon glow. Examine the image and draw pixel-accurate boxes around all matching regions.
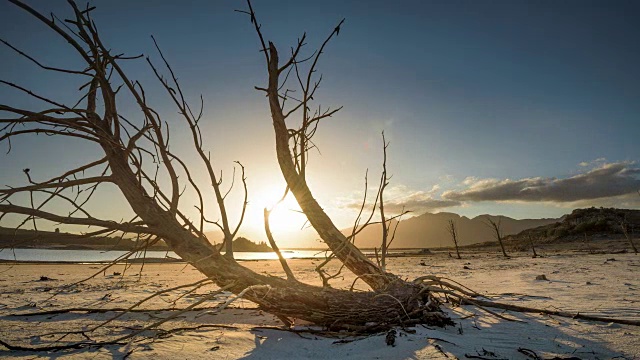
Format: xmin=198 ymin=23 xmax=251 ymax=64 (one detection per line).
xmin=243 ymin=185 xmax=309 ymax=238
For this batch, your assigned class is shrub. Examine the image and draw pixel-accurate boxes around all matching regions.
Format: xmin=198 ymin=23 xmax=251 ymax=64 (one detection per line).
xmin=553 ymin=227 xmax=569 ymax=238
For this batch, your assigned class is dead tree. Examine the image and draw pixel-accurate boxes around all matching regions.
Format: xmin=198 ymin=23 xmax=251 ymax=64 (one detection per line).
xmin=485 ymin=217 xmax=508 ymax=258
xmin=373 ymin=132 xmax=406 ymax=271
xmin=3 ymin=5 xmax=639 ymax=352
xmin=527 ymin=233 xmax=538 ymax=258
xmin=619 ymin=219 xmax=638 ymax=254
xmin=0 ymin=0 xmax=450 ymax=331
xmin=446 ymin=219 xmax=461 ymax=259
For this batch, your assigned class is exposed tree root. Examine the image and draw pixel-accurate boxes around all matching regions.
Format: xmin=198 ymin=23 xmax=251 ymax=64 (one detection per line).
xmin=459 ymin=297 xmax=640 ymax=326
xmin=251 ymin=283 xmax=454 ymax=332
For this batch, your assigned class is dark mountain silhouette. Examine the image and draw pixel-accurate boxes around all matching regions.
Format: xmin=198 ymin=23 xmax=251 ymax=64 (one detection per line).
xmin=342 ymin=212 xmax=559 ymax=249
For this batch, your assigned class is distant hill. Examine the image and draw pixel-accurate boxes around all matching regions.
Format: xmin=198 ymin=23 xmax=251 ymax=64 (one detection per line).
xmin=342 ymin=212 xmax=559 ymax=249
xmin=505 ymin=207 xmax=640 ymax=244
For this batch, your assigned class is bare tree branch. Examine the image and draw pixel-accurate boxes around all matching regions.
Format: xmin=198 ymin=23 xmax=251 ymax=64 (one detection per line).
xmin=0 ymin=204 xmax=158 ymax=235
xmin=1 ymin=176 xmax=112 ymax=198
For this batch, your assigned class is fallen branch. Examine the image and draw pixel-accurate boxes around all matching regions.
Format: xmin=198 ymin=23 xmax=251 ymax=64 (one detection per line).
xmin=417 ymin=277 xmax=640 ymax=327
xmin=461 ymin=297 xmax=640 ymax=326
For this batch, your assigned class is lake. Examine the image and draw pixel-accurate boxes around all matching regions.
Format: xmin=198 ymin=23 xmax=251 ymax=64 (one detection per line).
xmin=0 ymin=248 xmax=418 ymax=263
xmin=0 ymin=248 xmax=332 ymax=263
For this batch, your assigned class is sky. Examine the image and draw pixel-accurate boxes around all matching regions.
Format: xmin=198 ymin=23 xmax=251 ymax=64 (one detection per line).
xmin=1 ymin=0 xmax=639 ymax=248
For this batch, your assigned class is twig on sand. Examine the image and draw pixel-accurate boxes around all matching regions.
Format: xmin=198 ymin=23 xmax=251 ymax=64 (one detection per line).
xmin=0 ymin=283 xmax=236 ymax=352
xmin=517 ymin=347 xmax=542 ymax=360
xmin=10 ymin=305 xmax=223 ymax=317
xmin=152 ymin=323 xmax=239 ymax=337
xmin=0 ymin=338 xmax=127 ymax=352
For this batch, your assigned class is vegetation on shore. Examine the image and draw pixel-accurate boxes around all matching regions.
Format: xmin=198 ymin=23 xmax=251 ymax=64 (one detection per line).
xmin=507 ymin=207 xmax=639 ymax=242
xmin=0 ymin=227 xmax=271 ymax=252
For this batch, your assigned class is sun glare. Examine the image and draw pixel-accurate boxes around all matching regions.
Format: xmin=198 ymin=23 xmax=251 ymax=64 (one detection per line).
xmin=251 ymin=186 xmax=307 ymax=235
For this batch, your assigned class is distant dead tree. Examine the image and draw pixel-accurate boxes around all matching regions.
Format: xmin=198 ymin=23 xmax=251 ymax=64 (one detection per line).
xmin=527 ymin=233 xmax=538 ymax=258
xmin=485 ymin=217 xmax=508 ymax=258
xmin=446 ymin=219 xmax=461 ymax=259
xmin=0 ymin=0 xmax=452 ymax=337
xmin=619 ymin=219 xmax=638 ymax=254
xmin=372 ymin=132 xmax=407 ymax=271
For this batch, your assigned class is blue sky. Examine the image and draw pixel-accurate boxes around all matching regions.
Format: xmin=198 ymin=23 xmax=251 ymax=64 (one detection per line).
xmin=1 ymin=1 xmax=639 ymax=246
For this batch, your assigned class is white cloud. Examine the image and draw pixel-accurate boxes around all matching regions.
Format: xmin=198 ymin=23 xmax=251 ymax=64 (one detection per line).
xmin=443 ymin=161 xmax=640 ymax=203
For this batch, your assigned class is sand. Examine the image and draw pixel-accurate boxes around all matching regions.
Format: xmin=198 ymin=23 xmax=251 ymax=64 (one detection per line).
xmin=0 ymin=251 xmax=638 ymax=359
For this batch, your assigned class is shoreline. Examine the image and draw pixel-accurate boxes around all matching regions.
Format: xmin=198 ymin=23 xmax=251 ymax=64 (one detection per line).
xmin=0 ymin=242 xmax=635 ymax=265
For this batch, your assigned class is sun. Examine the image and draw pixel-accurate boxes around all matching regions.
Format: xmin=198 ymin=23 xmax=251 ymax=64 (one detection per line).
xmin=250 ymin=186 xmax=307 ymax=235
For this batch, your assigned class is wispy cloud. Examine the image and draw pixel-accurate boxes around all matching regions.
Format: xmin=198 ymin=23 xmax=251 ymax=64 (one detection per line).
xmin=442 ymin=161 xmax=640 ymax=203
xmin=343 ymin=185 xmax=461 ymax=214
xmin=381 ymin=196 xmax=461 ymax=214
xmin=578 ymin=157 xmax=607 ymax=167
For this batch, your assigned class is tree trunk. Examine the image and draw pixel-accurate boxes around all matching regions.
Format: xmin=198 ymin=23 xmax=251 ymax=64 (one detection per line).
xmin=265 ymin=44 xmax=399 ymax=292
xmin=620 ymin=222 xmax=638 ymax=254
xmin=447 ymin=220 xmax=461 ymax=259
xmin=528 ymin=235 xmax=538 ymax=258
xmin=498 ymin=237 xmax=508 ymax=258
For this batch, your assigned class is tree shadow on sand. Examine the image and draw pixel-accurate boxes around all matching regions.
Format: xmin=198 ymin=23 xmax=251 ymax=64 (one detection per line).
xmin=240 ymin=308 xmax=634 ymax=360
xmin=0 ymin=306 xmax=635 ymax=359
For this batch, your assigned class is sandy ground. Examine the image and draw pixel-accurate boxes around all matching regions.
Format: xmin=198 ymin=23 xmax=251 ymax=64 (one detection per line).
xmin=0 ymin=251 xmax=638 ymax=359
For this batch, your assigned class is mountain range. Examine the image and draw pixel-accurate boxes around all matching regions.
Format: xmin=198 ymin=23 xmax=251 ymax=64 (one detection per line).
xmin=341 ymin=212 xmax=560 ymax=249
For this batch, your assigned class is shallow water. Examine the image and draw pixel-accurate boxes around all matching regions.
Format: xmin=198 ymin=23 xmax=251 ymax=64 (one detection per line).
xmin=0 ymin=248 xmax=333 ymax=262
